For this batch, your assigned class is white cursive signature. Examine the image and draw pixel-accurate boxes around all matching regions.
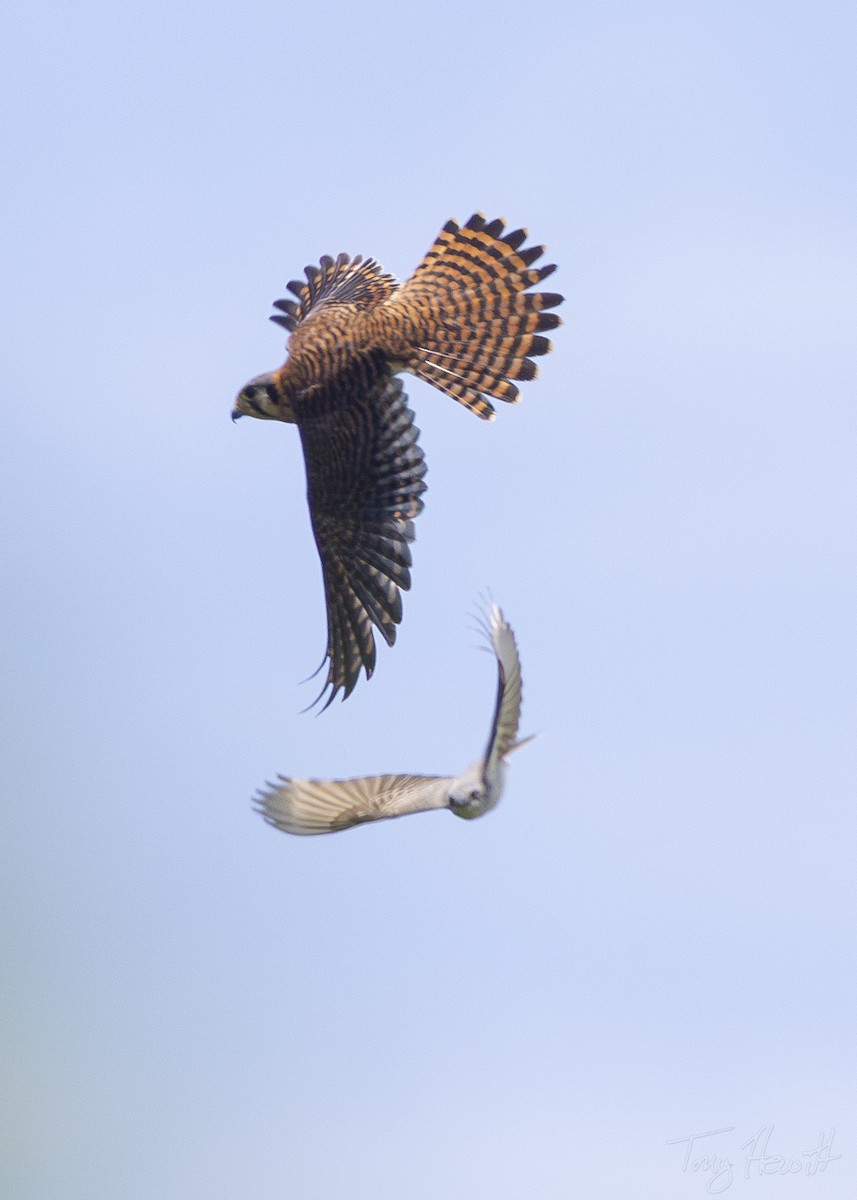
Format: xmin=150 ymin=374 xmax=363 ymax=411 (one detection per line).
xmin=667 ymin=1124 xmax=840 ymax=1193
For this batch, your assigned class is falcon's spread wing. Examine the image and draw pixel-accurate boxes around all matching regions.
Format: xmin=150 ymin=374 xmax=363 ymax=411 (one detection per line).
xmin=270 ymin=254 xmax=399 ymax=334
xmin=255 ymin=772 xmax=452 ymax=835
xmin=480 ymin=604 xmax=527 ymax=779
xmin=297 ymin=367 xmax=427 ymax=708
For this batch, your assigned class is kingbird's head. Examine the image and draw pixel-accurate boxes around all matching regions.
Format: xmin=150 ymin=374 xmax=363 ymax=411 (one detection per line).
xmin=448 ymin=759 xmax=501 ymax=820
xmin=449 ymin=783 xmax=488 ymax=819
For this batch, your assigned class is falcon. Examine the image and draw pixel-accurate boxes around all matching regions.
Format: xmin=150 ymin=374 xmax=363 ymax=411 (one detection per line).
xmin=254 ymin=604 xmax=532 ymax=835
xmin=233 ymin=214 xmax=562 ymax=707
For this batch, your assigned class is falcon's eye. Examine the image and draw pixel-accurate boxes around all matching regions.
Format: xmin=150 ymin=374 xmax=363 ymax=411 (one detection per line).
xmin=469 ymin=788 xmax=482 ymax=802
xmin=243 ymin=386 xmax=266 ymax=410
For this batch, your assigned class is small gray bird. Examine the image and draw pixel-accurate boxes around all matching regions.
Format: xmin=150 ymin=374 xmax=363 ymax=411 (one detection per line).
xmin=254 ymin=604 xmax=533 ymax=835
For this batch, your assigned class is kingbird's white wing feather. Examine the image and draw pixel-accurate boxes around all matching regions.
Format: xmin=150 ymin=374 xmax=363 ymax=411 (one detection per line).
xmin=481 ymin=604 xmax=526 ymax=776
xmin=255 ymin=772 xmax=453 ymax=835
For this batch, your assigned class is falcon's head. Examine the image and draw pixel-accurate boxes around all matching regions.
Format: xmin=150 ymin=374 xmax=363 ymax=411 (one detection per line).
xmin=232 ymin=372 xmax=288 ymax=422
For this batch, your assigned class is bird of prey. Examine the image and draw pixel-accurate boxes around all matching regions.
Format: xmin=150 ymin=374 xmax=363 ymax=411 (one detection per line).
xmin=232 ymin=213 xmax=562 ymax=708
xmin=254 ymin=603 xmax=532 ymax=835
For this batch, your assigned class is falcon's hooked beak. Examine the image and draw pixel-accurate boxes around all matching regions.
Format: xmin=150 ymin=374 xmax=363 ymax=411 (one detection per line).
xmin=231 ymin=406 xmax=243 ymax=422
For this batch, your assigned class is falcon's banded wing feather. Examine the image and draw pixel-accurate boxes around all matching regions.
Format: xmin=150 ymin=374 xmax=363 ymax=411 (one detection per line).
xmin=481 ymin=604 xmax=526 ymax=777
xmin=271 ymin=254 xmax=399 ymax=334
xmin=298 ymin=369 xmax=427 ymax=709
xmin=255 ymin=772 xmax=452 ymax=835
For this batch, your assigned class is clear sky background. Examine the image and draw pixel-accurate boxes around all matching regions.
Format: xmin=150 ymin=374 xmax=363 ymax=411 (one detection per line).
xmin=2 ymin=2 xmax=855 ymax=1197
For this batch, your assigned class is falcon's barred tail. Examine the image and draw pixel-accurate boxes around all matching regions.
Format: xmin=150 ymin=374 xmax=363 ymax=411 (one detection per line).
xmin=395 ymin=214 xmax=563 ymax=420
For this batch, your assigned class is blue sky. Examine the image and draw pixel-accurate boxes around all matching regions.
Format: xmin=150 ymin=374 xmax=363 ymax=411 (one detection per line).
xmin=2 ymin=2 xmax=856 ymax=1196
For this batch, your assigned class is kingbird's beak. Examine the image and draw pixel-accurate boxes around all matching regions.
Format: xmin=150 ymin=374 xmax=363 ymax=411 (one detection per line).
xmin=231 ymin=407 xmax=242 ymax=423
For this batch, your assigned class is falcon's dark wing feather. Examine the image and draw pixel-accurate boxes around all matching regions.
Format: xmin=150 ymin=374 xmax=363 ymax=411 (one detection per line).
xmin=270 ymin=254 xmax=399 ymax=334
xmin=297 ymin=368 xmax=427 ymax=709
